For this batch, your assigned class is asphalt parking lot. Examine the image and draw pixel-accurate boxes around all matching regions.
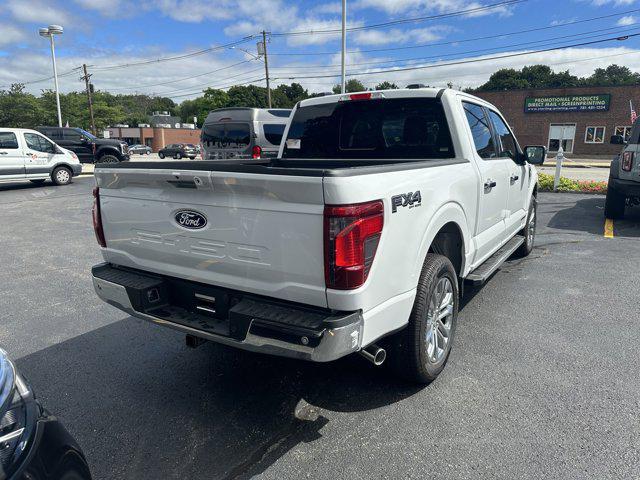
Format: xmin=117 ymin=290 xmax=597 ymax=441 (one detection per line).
xmin=1 ymin=176 xmax=639 ymax=479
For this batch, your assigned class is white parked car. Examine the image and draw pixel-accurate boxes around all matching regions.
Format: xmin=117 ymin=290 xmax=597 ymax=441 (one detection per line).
xmin=0 ymin=128 xmax=82 ymax=185
xmin=91 ymin=88 xmax=545 ymax=384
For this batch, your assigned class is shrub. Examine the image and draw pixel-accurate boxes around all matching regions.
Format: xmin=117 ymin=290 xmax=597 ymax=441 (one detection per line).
xmin=537 ymin=172 xmax=607 ymax=193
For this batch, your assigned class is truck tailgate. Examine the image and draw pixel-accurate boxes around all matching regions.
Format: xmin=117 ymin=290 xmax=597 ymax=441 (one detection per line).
xmin=95 ymin=167 xmax=327 ymax=308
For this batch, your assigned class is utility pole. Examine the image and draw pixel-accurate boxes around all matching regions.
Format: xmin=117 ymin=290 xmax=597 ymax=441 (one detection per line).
xmin=81 ymin=64 xmax=96 ymax=135
xmin=261 ymin=30 xmax=272 ymax=108
xmin=341 ymin=0 xmax=346 ymax=93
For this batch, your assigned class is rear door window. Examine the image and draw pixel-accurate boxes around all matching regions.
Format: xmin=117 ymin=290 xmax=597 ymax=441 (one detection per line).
xmin=202 ymin=123 xmax=250 ymax=149
xmin=64 ymin=129 xmax=82 ymax=141
xmin=282 ymin=98 xmax=454 ymax=160
xmin=263 ymin=123 xmax=286 ymax=145
xmin=0 ymin=132 xmax=19 ymax=149
xmin=463 ymin=102 xmax=497 ymax=160
xmin=43 ymin=129 xmax=62 ymax=140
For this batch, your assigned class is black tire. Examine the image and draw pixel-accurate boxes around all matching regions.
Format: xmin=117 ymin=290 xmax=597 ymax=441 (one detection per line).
xmin=30 ymin=179 xmax=46 ymax=185
xmin=515 ymin=195 xmax=537 ymax=258
xmin=51 ymin=166 xmax=72 ymax=186
xmin=604 ymin=184 xmax=626 ymax=219
xmin=175 ymin=152 xmax=182 ymax=159
xmin=159 ymin=152 xmax=165 ymax=159
xmin=385 ymin=254 xmax=459 ymax=384
xmin=146 ymin=151 xmax=151 ymax=155
xmin=98 ymin=154 xmax=119 ymax=164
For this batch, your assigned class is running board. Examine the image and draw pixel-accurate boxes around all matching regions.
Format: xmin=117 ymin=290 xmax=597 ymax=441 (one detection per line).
xmin=466 ymin=236 xmax=524 ymax=285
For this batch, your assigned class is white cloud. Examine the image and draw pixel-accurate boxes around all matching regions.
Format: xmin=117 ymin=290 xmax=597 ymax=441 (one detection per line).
xmin=353 ymin=0 xmax=515 ymax=16
xmin=617 ymin=15 xmax=637 ymax=26
xmin=588 ymin=0 xmax=636 ymax=5
xmin=0 ymin=24 xmax=27 ymax=46
xmin=144 ymin=0 xmax=235 ymax=22
xmin=6 ymin=0 xmax=71 ymax=24
xmin=353 ymin=26 xmax=448 ymax=46
xmin=311 ymin=2 xmax=342 ymax=15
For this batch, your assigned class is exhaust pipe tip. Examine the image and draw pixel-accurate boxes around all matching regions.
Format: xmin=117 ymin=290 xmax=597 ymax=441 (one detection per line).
xmin=359 ymin=344 xmax=386 ymax=366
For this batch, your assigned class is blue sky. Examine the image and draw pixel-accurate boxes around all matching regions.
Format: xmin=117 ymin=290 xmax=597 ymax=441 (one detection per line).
xmin=1 ymin=0 xmax=640 ymax=101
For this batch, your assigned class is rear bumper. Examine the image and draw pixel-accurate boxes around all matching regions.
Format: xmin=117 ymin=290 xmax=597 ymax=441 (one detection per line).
xmin=610 ymin=178 xmax=640 ymax=197
xmin=91 ymin=263 xmax=363 ymax=362
xmin=71 ymin=163 xmax=82 ymax=176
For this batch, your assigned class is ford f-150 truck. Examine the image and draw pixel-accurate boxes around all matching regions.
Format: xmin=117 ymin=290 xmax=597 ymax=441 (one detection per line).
xmin=91 ymin=88 xmax=545 ymax=383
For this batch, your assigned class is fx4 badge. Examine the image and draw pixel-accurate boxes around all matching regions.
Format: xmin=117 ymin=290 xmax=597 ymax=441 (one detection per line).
xmin=391 ymin=191 xmax=422 ymax=213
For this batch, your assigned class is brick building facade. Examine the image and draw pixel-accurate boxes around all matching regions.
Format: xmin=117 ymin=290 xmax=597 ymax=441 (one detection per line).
xmin=474 ymin=85 xmax=640 ymax=158
xmin=106 ymin=126 xmax=201 ymax=152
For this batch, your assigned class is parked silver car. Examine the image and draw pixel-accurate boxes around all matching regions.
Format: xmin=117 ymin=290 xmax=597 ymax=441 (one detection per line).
xmin=201 ymin=108 xmax=291 ymax=160
xmin=128 ymin=144 xmax=152 ymax=155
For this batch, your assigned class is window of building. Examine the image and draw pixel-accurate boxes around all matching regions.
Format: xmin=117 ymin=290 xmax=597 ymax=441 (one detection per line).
xmin=585 ymin=126 xmax=605 ymax=144
xmin=548 ymin=124 xmax=576 ymax=153
xmin=615 ymin=125 xmax=632 ymax=142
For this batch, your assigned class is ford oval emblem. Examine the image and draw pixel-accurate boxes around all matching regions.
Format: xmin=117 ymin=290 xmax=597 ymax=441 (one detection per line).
xmin=175 ymin=210 xmax=207 ymax=229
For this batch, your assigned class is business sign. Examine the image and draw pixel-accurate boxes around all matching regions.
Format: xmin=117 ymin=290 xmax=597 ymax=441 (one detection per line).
xmin=524 ymin=94 xmax=611 ymax=113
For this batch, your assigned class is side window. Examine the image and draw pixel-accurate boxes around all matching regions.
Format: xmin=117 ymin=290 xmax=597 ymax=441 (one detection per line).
xmin=64 ymin=129 xmax=82 ymax=141
xmin=24 ymin=133 xmax=56 ymax=153
xmin=48 ymin=129 xmax=63 ymax=140
xmin=488 ymin=110 xmax=518 ymax=160
xmin=0 ymin=132 xmax=19 ymax=149
xmin=463 ymin=102 xmax=496 ymax=159
xmin=263 ymin=123 xmax=286 ymax=145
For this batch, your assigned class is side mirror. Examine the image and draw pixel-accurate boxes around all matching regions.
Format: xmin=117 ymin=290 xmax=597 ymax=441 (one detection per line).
xmin=523 ymin=145 xmax=546 ymax=165
xmin=610 ymin=135 xmax=625 ymax=145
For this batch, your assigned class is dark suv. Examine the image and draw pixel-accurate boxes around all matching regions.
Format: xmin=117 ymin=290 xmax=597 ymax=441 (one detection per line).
xmin=36 ymin=127 xmax=129 ymax=164
xmin=158 ymin=143 xmax=197 ymax=159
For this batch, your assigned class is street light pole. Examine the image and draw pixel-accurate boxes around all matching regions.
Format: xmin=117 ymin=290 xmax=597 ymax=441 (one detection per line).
xmin=39 ymin=25 xmax=64 ymax=127
xmin=341 ymin=0 xmax=347 ymax=94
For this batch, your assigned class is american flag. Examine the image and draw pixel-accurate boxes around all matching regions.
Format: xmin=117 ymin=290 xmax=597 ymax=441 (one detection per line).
xmin=631 ymin=100 xmax=637 ymax=124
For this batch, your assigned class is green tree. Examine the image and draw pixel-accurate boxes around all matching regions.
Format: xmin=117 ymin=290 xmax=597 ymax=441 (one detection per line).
xmin=583 ymin=64 xmax=640 ymax=86
xmin=0 ymin=84 xmax=46 ymax=128
xmin=332 ymin=78 xmax=367 ymax=93
xmin=375 ymin=81 xmax=398 ymax=90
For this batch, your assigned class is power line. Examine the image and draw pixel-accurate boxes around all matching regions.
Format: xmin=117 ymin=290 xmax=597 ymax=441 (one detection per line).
xmin=270 ymin=0 xmax=527 ymax=37
xmin=88 ymin=37 xmax=257 ymax=71
xmin=270 ymin=33 xmax=640 ymax=81
xmin=0 ymin=67 xmax=81 ymax=89
xmin=151 ymin=67 xmax=265 ymax=95
xmin=267 ymin=25 xmax=640 ymax=75
xmin=268 ymin=8 xmax=640 ymax=56
xmin=105 ymin=58 xmax=261 ymax=91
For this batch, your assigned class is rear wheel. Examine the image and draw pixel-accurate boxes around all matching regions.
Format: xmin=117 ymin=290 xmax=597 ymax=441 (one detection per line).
xmin=159 ymin=152 xmax=165 ymax=159
xmin=604 ymin=184 xmax=626 ymax=219
xmin=98 ymin=154 xmax=119 ymax=164
xmin=175 ymin=152 xmax=182 ymax=159
xmin=386 ymin=254 xmax=458 ymax=384
xmin=51 ymin=166 xmax=72 ymax=185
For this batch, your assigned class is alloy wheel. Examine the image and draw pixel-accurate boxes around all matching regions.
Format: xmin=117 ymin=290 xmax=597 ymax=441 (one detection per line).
xmin=425 ymin=277 xmax=454 ymax=363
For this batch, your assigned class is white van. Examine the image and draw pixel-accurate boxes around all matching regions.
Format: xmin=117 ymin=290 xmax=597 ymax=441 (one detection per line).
xmin=0 ymin=128 xmax=82 ymax=185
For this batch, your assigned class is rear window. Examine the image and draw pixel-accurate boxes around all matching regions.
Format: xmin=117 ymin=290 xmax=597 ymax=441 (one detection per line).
xmin=263 ymin=123 xmax=286 ymax=145
xmin=202 ymin=122 xmax=250 ymax=149
xmin=282 ymin=98 xmax=454 ymax=160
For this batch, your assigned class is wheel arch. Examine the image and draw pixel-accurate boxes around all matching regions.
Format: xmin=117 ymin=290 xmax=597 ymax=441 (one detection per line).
xmin=414 ymin=202 xmax=470 ymax=281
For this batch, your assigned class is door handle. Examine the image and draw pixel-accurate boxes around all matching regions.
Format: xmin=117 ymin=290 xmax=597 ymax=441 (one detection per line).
xmin=484 ymin=179 xmax=497 ymax=189
xmin=510 ymin=174 xmax=519 ymax=183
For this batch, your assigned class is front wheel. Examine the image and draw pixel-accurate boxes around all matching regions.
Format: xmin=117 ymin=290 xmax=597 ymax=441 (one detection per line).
xmin=175 ymin=152 xmax=182 ymax=159
xmin=51 ymin=166 xmax=72 ymax=186
xmin=159 ymin=152 xmax=165 ymax=159
xmin=386 ymin=254 xmax=458 ymax=384
xmin=604 ymin=184 xmax=626 ymax=219
xmin=98 ymin=154 xmax=119 ymax=164
xmin=515 ymin=195 xmax=537 ymax=257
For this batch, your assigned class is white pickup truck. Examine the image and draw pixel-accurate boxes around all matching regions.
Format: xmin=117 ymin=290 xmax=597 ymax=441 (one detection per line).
xmin=91 ymin=88 xmax=545 ymax=383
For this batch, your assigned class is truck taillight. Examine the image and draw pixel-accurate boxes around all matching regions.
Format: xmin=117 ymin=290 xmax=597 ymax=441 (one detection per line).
xmin=622 ymin=151 xmax=634 ymax=171
xmin=324 ymin=200 xmax=384 ymax=290
xmin=252 ymin=145 xmax=262 ymax=159
xmin=92 ymin=186 xmax=106 ymax=248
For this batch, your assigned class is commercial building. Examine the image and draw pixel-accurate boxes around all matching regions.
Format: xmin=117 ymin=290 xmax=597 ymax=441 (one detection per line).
xmin=106 ymin=126 xmax=201 ymax=152
xmin=474 ymin=84 xmax=639 ymax=158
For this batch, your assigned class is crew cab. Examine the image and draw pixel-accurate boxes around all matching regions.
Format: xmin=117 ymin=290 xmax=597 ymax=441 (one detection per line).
xmin=0 ymin=128 xmax=82 ymax=185
xmin=36 ymin=126 xmax=129 ymax=164
xmin=91 ymin=89 xmax=545 ymax=383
